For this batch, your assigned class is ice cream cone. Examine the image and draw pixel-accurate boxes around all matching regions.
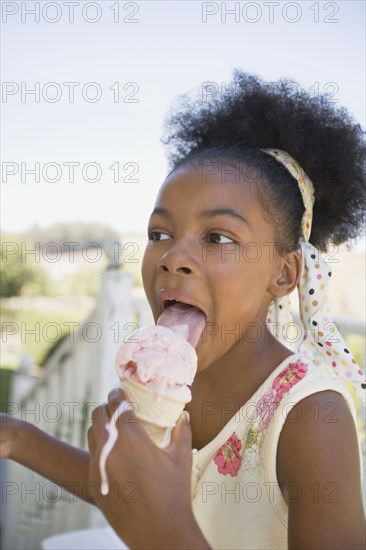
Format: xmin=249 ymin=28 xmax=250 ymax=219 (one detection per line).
xmin=138 ymin=420 xmax=174 ymax=448
xmin=122 ymin=377 xmax=188 ymax=447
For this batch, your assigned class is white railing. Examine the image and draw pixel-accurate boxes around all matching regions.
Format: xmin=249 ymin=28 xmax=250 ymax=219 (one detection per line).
xmin=1 ymin=268 xmax=153 ymax=550
xmin=1 ymin=267 xmax=364 ymax=550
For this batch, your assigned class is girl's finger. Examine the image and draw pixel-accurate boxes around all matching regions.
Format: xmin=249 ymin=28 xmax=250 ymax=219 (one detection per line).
xmin=107 ymin=386 xmax=126 ymax=403
xmin=106 ymin=388 xmax=141 ymax=432
xmin=95 ymin=395 xmax=138 ymax=439
xmin=106 ymin=387 xmax=129 ymax=418
xmin=87 ymin=424 xmax=96 ymax=454
xmin=168 ymin=411 xmax=192 ymax=457
xmin=92 ymin=391 xmax=155 ymax=452
xmin=89 ymin=404 xmax=111 ymax=454
xmin=91 ymin=402 xmax=109 ymax=427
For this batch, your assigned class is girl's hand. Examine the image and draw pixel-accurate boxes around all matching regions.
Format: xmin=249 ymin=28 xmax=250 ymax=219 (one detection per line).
xmin=0 ymin=413 xmax=92 ymax=503
xmin=87 ymin=388 xmax=210 ymax=550
xmin=0 ymin=414 xmax=22 ymax=459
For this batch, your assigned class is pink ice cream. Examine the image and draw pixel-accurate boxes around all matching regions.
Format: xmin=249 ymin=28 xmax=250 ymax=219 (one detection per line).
xmin=116 ymin=302 xmax=206 ymax=400
xmin=100 ymin=303 xmax=206 ymax=494
xmin=116 ymin=324 xmax=197 ymax=402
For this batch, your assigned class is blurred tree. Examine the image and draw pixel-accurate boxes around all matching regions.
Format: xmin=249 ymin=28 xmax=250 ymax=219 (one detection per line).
xmin=56 ymin=268 xmax=102 ymax=297
xmin=0 ymin=236 xmax=50 ymax=297
xmin=1 ymin=222 xmax=123 ymax=297
xmin=26 ymin=222 xmax=120 ymax=250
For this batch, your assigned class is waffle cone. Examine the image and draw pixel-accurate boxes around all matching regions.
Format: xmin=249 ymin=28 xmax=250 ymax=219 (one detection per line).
xmin=138 ymin=421 xmax=174 ymax=448
xmin=122 ymin=378 xmax=188 ymax=446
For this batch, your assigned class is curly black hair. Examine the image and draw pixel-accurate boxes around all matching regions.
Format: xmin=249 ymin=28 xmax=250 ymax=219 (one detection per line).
xmin=161 ymin=71 xmax=365 ymax=254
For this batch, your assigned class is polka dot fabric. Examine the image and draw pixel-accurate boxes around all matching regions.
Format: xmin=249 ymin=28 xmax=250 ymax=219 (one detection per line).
xmin=263 ymin=149 xmax=365 ymax=438
xmin=261 ymin=149 xmax=315 ymax=241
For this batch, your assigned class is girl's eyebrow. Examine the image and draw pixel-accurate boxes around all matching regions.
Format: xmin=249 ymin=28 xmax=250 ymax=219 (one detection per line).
xmin=200 ymin=208 xmax=251 ymax=227
xmin=150 ymin=206 xmax=250 ymax=227
xmin=150 ymin=207 xmax=171 ymax=218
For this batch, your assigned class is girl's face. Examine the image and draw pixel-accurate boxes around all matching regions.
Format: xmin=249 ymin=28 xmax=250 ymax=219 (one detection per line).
xmin=142 ymin=165 xmax=284 ymax=371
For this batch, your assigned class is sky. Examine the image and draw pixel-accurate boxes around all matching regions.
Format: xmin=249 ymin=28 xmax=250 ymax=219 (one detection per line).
xmin=1 ymin=0 xmax=365 ymax=240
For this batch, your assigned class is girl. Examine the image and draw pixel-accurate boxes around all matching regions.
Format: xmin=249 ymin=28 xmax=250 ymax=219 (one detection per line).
xmin=2 ymin=71 xmax=366 ymax=549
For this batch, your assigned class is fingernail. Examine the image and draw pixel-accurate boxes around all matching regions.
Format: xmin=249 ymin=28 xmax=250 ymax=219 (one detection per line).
xmin=183 ymin=411 xmax=190 ymax=423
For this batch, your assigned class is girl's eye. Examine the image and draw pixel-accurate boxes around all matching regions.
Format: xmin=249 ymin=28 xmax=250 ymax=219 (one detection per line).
xmin=208 ymin=233 xmax=235 ymax=244
xmin=148 ymin=231 xmax=170 ymax=241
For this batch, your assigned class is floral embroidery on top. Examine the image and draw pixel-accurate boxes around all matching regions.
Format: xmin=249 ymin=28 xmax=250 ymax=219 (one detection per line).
xmin=273 ymin=359 xmax=308 ymax=395
xmin=243 ymin=359 xmax=309 ymax=473
xmin=258 ymin=359 xmax=308 ymax=429
xmin=214 ymin=433 xmax=242 ymax=477
xmin=212 ymin=359 xmax=309 ymax=477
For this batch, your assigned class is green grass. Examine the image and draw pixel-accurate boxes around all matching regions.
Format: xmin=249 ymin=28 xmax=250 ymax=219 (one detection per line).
xmin=1 ymin=307 xmax=90 ymax=367
xmin=0 ymin=368 xmax=15 ymax=412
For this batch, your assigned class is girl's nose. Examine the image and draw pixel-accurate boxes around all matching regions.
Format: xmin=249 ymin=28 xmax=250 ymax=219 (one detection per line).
xmin=157 ymin=243 xmax=196 ymax=275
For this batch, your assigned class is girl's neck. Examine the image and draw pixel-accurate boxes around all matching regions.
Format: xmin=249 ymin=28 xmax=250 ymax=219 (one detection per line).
xmin=186 ymin=333 xmax=294 ymax=450
xmin=195 ymin=328 xmax=293 ymax=396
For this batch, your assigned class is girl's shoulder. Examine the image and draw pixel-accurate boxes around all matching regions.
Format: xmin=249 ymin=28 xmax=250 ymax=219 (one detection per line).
xmin=273 ymin=367 xmax=366 ymax=548
xmin=239 ymin=351 xmax=360 ymax=459
xmin=259 ymin=351 xmax=359 ymax=420
xmin=243 ymin=352 xmax=365 ymax=543
xmin=246 ymin=351 xmax=363 ymax=482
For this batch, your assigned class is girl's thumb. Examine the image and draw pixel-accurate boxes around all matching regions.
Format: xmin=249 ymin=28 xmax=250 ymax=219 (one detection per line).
xmin=169 ymin=410 xmax=192 ymax=449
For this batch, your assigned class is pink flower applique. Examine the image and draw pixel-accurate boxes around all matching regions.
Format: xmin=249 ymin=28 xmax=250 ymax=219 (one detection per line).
xmin=273 ymin=359 xmax=308 ymax=400
xmin=243 ymin=359 xmax=309 ymax=472
xmin=256 ymin=359 xmax=309 ymax=430
xmin=214 ymin=433 xmax=242 ymax=477
xmin=256 ymin=388 xmax=278 ymax=430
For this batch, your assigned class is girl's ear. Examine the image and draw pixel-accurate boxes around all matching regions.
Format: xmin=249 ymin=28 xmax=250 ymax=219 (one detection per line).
xmin=268 ymin=250 xmax=302 ymax=298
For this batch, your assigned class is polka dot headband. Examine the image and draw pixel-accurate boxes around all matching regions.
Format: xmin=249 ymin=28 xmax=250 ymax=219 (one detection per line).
xmin=262 ymin=149 xmax=365 ymax=422
xmin=262 ymin=148 xmax=315 ymax=241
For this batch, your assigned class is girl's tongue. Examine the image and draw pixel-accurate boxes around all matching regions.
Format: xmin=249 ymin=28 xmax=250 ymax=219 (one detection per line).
xmin=157 ymin=303 xmax=206 ymax=348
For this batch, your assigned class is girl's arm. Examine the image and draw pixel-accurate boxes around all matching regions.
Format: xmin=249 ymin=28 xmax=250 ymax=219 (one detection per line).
xmin=277 ymin=390 xmax=366 ymax=550
xmin=1 ymin=414 xmax=93 ymax=504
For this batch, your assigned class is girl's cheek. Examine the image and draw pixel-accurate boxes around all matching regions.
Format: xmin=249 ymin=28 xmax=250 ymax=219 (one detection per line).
xmin=141 ymin=247 xmax=152 ymax=279
xmin=141 ymin=256 xmax=152 ymax=297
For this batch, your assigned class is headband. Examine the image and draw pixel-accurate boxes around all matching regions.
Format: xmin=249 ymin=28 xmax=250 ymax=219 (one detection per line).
xmin=261 ymin=148 xmax=365 ymax=432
